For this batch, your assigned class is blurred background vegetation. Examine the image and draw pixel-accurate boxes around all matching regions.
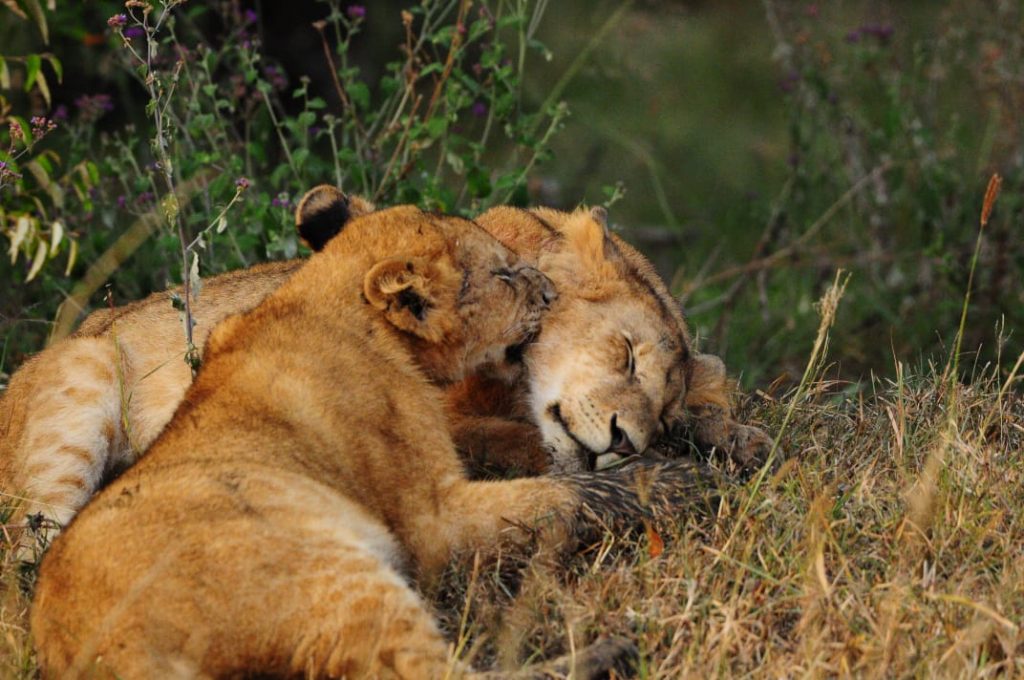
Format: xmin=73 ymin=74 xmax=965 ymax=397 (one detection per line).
xmin=1 ymin=0 xmax=1021 ymax=391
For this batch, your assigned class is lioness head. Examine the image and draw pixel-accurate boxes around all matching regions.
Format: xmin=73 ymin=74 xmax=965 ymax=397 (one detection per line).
xmin=477 ymin=206 xmax=691 ymax=471
xmin=295 ymin=186 xmax=556 ymax=383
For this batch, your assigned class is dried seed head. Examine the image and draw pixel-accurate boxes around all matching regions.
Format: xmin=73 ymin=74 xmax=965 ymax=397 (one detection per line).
xmin=980 ymin=173 xmax=1002 ymax=229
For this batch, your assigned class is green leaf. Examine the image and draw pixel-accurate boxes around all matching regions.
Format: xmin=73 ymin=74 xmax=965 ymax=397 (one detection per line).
xmin=26 ymin=239 xmax=47 ymax=282
xmin=445 ymin=151 xmax=464 ymax=175
xmin=348 ymin=81 xmax=370 ymax=110
xmin=85 ymin=161 xmax=100 ymax=186
xmin=419 ymin=63 xmax=444 ymax=77
xmin=27 ymin=158 xmax=63 ymax=206
xmin=64 ymin=238 xmax=77 ymax=276
xmin=189 ymin=252 xmax=202 ymax=300
xmin=467 ymin=167 xmax=491 ymax=199
xmin=22 ymin=0 xmax=48 ymax=43
xmin=34 ymin=70 xmax=50 ymax=106
xmin=48 ymin=219 xmax=63 ymax=255
xmin=7 ymin=215 xmax=30 ymax=263
xmin=0 ymin=57 xmax=9 ymax=89
xmin=45 ymin=54 xmax=61 ymax=81
xmin=24 ymin=54 xmax=41 ymax=92
xmin=380 ymin=76 xmax=399 ymax=98
xmin=425 ymin=116 xmax=447 ymax=138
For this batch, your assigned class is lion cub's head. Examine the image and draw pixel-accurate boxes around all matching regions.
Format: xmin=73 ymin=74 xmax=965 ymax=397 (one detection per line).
xmin=294 ymin=186 xmax=556 ymax=383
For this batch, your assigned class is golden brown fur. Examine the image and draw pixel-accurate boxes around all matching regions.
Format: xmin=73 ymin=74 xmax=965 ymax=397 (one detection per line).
xmin=0 ymin=261 xmax=301 ymax=548
xmin=1 ymin=187 xmax=767 ymax=552
xmin=30 ymin=203 xmax=709 ymax=678
xmin=443 ymin=204 xmax=771 ymax=474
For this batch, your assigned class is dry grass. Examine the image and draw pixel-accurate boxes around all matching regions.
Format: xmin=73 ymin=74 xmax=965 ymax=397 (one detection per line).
xmin=437 ymin=366 xmax=1024 ymax=677
xmin=4 ymin=365 xmax=1020 ymax=678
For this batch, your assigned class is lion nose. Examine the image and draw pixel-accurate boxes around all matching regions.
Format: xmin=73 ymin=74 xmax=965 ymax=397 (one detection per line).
xmin=608 ymin=414 xmax=638 ymax=455
xmin=517 ymin=266 xmax=557 ymax=307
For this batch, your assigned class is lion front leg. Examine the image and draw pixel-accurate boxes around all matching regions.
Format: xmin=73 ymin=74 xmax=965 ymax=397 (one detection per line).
xmin=450 ymin=413 xmax=552 ymax=478
xmin=684 ymin=353 xmax=775 ymax=471
xmin=407 ymin=458 xmax=719 ymax=577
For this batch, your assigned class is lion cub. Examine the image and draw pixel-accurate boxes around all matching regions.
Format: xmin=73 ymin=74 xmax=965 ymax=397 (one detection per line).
xmin=31 ymin=204 xmax=710 ymax=678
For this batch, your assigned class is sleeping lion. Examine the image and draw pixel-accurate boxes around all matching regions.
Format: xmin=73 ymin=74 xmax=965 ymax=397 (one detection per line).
xmin=31 ymin=200 xmax=713 ymax=678
xmin=1 ymin=188 xmax=769 ymax=554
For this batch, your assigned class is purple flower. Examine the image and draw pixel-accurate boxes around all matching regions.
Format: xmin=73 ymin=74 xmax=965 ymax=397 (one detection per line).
xmin=235 ymin=177 xmax=251 ymax=190
xmin=117 ymin=194 xmax=128 ymax=209
xmin=53 ymin=104 xmax=69 ymax=121
xmin=471 ymin=101 xmax=488 ymax=118
xmin=263 ymin=65 xmax=287 ymax=91
xmin=845 ymin=29 xmax=861 ymax=44
xmin=778 ymin=70 xmax=800 ymax=94
xmin=124 ymin=26 xmax=145 ymax=39
xmin=244 ymin=9 xmax=258 ymax=24
xmin=136 ymin=191 xmax=155 ymax=205
xmin=30 ymin=116 xmax=57 ymax=137
xmin=107 ymin=14 xmax=127 ymax=28
xmin=346 ymin=5 xmax=366 ymax=19
xmin=862 ymin=23 xmax=894 ymax=44
xmin=74 ymin=94 xmax=114 ymax=122
xmin=0 ymin=160 xmax=20 ymax=181
xmin=271 ymin=193 xmax=291 ymax=208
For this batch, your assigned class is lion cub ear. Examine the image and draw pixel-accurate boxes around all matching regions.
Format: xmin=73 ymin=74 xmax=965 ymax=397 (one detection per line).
xmin=363 ymin=257 xmax=455 ymax=343
xmin=295 ymin=185 xmax=377 ymax=252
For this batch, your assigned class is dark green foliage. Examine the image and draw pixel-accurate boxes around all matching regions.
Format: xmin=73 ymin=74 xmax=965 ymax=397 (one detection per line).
xmin=0 ymin=0 xmax=561 ymax=370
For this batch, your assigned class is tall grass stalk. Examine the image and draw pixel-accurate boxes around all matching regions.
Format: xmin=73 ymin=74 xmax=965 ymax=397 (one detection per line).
xmin=946 ymin=174 xmax=1002 ymax=395
xmin=719 ymin=269 xmax=849 ymax=557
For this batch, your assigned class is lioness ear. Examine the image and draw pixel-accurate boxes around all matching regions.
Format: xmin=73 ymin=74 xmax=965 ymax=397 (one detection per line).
xmin=363 ymin=258 xmax=455 ymax=342
xmin=295 ymin=185 xmax=377 ymax=251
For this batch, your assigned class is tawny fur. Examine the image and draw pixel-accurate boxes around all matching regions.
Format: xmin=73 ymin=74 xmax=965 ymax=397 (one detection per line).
xmin=0 ymin=187 xmax=768 ymax=550
xmin=447 ymin=204 xmax=771 ymax=474
xmin=30 ymin=205 xmax=705 ymax=679
xmin=0 ymin=261 xmax=301 ymax=553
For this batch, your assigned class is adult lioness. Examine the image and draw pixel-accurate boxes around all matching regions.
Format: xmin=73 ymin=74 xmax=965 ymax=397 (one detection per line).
xmin=0 ymin=189 xmax=767 ymax=550
xmin=31 ymin=202 xmax=710 ymax=679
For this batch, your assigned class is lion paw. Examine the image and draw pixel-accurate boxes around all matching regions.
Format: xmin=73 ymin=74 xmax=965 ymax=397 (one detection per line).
xmin=724 ymin=422 xmax=777 ymax=472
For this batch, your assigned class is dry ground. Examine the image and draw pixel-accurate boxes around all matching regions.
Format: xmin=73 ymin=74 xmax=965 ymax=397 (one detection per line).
xmin=1 ymin=369 xmax=1022 ymax=677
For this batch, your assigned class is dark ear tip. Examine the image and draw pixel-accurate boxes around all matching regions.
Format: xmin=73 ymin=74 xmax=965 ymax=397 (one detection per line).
xmin=295 ymin=185 xmax=350 ymax=252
